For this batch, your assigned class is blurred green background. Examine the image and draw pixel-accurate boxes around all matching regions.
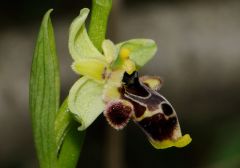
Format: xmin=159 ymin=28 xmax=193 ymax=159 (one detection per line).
xmin=1 ymin=0 xmax=240 ymax=167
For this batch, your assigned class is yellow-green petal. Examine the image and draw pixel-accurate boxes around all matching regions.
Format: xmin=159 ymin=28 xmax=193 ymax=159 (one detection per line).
xmin=72 ymin=59 xmax=108 ymax=82
xmin=68 ymin=77 xmax=105 ymax=130
xmin=102 ymin=39 xmax=117 ymax=64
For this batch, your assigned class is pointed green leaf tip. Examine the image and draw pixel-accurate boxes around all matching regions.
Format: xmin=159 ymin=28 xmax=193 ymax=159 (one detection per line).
xmin=30 ymin=9 xmax=59 ymax=167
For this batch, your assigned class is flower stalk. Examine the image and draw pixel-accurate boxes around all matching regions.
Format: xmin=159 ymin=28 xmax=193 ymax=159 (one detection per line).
xmin=89 ymin=0 xmax=112 ymax=51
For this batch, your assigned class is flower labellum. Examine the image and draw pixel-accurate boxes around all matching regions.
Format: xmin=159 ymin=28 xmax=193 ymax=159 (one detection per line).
xmin=119 ymin=72 xmax=191 ymax=149
xmin=68 ymin=8 xmax=191 ymax=149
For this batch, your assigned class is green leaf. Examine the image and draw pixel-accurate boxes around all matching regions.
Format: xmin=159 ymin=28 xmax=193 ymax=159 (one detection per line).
xmin=57 ymin=121 xmax=85 ymax=168
xmin=55 ymin=98 xmax=72 ymax=151
xmin=29 ymin=9 xmax=59 ymax=168
xmin=68 ymin=77 xmax=105 ymax=130
xmin=115 ymin=39 xmax=157 ymax=69
xmin=68 ymin=8 xmax=105 ymax=62
xmin=54 ymin=98 xmax=85 ymax=168
xmin=55 ymin=98 xmax=86 ymax=168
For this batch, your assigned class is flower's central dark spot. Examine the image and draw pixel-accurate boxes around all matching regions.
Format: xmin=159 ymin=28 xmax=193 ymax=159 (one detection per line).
xmin=138 ymin=113 xmax=177 ymax=141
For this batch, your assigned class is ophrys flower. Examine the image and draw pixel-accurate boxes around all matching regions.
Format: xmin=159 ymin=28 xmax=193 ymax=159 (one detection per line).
xmin=68 ymin=8 xmax=191 ymax=149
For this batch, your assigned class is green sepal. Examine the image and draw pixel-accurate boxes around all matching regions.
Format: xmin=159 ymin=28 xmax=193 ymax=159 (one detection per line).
xmin=114 ymin=39 xmax=157 ymax=69
xmin=68 ymin=77 xmax=105 ymax=130
xmin=68 ymin=8 xmax=105 ymax=62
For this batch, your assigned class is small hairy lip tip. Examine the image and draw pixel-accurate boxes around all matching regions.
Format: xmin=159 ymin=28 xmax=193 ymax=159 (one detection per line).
xmin=104 ymin=100 xmax=133 ymax=129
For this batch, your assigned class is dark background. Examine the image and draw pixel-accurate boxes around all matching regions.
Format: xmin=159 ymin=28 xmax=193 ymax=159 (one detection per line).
xmin=1 ymin=0 xmax=240 ymax=167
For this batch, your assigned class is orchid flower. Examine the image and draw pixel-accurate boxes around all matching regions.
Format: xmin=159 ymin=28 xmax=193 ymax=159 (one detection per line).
xmin=68 ymin=8 xmax=191 ymax=149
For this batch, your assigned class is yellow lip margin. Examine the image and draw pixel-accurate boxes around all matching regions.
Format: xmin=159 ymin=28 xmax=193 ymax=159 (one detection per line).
xmin=149 ymin=134 xmax=192 ymax=149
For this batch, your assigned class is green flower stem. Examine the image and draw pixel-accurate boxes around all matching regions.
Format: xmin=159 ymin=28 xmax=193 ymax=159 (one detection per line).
xmin=89 ymin=0 xmax=112 ymax=51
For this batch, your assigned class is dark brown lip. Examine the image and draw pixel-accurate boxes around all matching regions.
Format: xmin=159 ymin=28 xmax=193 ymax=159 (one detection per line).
xmin=138 ymin=113 xmax=177 ymax=141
